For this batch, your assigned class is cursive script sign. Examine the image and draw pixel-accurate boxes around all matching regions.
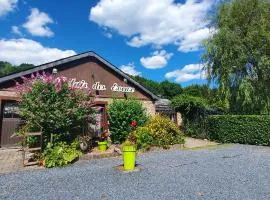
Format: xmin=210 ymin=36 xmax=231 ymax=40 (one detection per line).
xmin=68 ymin=78 xmax=135 ymax=93
xmin=111 ymin=83 xmax=135 ymax=93
xmin=68 ymin=78 xmax=88 ymax=89
xmin=92 ymin=82 xmax=106 ymax=91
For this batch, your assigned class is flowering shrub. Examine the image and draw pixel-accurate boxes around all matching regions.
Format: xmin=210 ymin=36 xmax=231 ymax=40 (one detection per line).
xmin=130 ymin=115 xmax=185 ymax=149
xmin=108 ymin=99 xmax=148 ymax=143
xmin=130 ymin=127 xmax=154 ymax=150
xmin=16 ymin=72 xmax=96 ymax=147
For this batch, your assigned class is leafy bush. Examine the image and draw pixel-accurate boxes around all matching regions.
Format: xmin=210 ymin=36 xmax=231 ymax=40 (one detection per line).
xmin=132 ymin=127 xmax=154 ymax=150
xmin=108 ymin=99 xmax=148 ymax=143
xmin=171 ymin=94 xmax=209 ymax=118
xmin=171 ymin=94 xmax=209 ymax=138
xmin=130 ymin=115 xmax=185 ymax=149
xmin=26 ymin=136 xmax=39 ymax=148
xmin=43 ymin=140 xmax=82 ymax=168
xmin=145 ymin=115 xmax=184 ymax=146
xmin=206 ymin=115 xmax=270 ymax=145
xmin=17 ymin=73 xmax=95 ymax=147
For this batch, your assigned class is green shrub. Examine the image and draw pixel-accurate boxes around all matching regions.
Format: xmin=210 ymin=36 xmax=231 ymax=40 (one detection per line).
xmin=145 ymin=115 xmax=184 ymax=146
xmin=171 ymin=94 xmax=208 ymax=118
xmin=133 ymin=127 xmax=154 ymax=151
xmin=108 ymin=99 xmax=148 ymax=143
xmin=43 ymin=140 xmax=82 ymax=168
xmin=26 ymin=136 xmax=39 ymax=148
xmin=171 ymin=94 xmax=209 ymax=138
xmin=130 ymin=115 xmax=185 ymax=149
xmin=206 ymin=115 xmax=270 ymax=145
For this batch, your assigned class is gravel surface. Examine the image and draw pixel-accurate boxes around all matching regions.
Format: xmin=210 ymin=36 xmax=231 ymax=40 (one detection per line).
xmin=1 ymin=144 xmax=270 ymax=200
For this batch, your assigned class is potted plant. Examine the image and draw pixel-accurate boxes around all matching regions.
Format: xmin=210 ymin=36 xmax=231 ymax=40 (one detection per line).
xmin=98 ymin=129 xmax=110 ymax=152
xmin=122 ymin=121 xmax=137 ymax=171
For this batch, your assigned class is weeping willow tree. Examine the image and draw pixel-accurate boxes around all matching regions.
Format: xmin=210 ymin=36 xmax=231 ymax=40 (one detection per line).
xmin=203 ymin=0 xmax=270 ymax=114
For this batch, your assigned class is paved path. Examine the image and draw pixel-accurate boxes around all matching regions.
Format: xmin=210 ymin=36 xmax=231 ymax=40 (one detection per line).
xmin=0 ymin=148 xmax=42 ymax=174
xmin=1 ymin=144 xmax=270 ymax=200
xmin=184 ymin=137 xmax=218 ymax=148
xmin=0 ymin=149 xmax=22 ymax=174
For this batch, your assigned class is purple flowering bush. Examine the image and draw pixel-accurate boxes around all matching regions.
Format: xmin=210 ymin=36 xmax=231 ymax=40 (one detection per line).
xmin=16 ymin=72 xmax=96 ymax=147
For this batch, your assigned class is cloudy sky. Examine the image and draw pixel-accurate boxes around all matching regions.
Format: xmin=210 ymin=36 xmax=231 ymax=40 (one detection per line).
xmin=0 ymin=0 xmax=218 ymax=86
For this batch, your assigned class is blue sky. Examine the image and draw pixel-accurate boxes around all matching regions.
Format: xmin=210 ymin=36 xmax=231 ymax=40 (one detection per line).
xmin=0 ymin=0 xmax=218 ymax=87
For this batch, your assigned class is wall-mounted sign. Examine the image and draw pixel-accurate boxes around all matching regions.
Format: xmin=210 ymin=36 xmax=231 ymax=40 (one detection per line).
xmin=68 ymin=78 xmax=88 ymax=89
xmin=111 ymin=83 xmax=135 ymax=93
xmin=68 ymin=78 xmax=135 ymax=93
xmin=92 ymin=82 xmax=106 ymax=91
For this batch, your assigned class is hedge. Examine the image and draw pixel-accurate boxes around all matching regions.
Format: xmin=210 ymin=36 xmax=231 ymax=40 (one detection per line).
xmin=206 ymin=115 xmax=270 ymax=146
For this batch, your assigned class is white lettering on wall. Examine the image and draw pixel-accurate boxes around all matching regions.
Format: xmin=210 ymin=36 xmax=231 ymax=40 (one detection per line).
xmin=111 ymin=83 xmax=135 ymax=93
xmin=92 ymin=82 xmax=106 ymax=91
xmin=68 ymin=78 xmax=88 ymax=89
xmin=68 ymin=78 xmax=135 ymax=93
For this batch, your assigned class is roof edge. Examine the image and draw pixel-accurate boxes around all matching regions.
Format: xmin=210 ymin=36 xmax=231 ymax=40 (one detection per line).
xmin=0 ymin=51 xmax=160 ymax=100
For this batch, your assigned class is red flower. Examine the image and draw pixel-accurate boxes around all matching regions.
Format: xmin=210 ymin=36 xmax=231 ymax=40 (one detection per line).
xmin=131 ymin=120 xmax=137 ymax=128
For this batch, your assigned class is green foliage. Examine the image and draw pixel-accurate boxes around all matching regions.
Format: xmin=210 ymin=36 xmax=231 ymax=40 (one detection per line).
xmin=133 ymin=76 xmax=182 ymax=99
xmin=43 ymin=140 xmax=82 ymax=168
xmin=131 ymin=115 xmax=184 ymax=149
xmin=26 ymin=136 xmax=39 ymax=148
xmin=171 ymin=94 xmax=208 ymax=118
xmin=159 ymin=80 xmax=183 ymax=99
xmin=108 ymin=98 xmax=148 ymax=143
xmin=132 ymin=127 xmax=154 ymax=150
xmin=183 ymin=84 xmax=210 ymax=99
xmin=206 ymin=115 xmax=270 ymax=145
xmin=183 ymin=85 xmax=228 ymax=111
xmin=18 ymin=76 xmax=95 ymax=147
xmin=0 ymin=61 xmax=34 ymax=77
xmin=171 ymin=94 xmax=210 ymax=138
xmin=133 ymin=76 xmax=162 ymax=96
xmin=203 ymin=0 xmax=270 ymax=114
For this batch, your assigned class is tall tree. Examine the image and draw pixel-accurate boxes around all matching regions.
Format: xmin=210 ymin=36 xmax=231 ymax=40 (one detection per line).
xmin=0 ymin=61 xmax=34 ymax=77
xmin=133 ymin=76 xmax=182 ymax=99
xmin=159 ymin=80 xmax=183 ymax=99
xmin=133 ymin=76 xmax=162 ymax=96
xmin=203 ymin=0 xmax=270 ymax=114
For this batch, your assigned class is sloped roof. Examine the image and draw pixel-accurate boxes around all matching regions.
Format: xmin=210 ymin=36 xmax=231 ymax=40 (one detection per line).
xmin=0 ymin=51 xmax=159 ymax=100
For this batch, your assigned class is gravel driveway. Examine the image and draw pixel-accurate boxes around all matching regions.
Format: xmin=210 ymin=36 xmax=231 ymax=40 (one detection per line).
xmin=1 ymin=144 xmax=270 ymax=200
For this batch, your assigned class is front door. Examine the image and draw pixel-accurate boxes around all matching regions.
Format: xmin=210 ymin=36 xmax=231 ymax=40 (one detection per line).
xmin=0 ymin=100 xmax=21 ymax=148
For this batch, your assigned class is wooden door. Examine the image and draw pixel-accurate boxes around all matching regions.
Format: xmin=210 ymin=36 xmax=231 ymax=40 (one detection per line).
xmin=0 ymin=100 xmax=21 ymax=148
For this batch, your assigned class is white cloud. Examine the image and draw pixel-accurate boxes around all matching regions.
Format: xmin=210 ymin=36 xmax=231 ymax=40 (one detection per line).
xmin=165 ymin=63 xmax=207 ymax=82
xmin=11 ymin=25 xmax=22 ymax=36
xmin=23 ymin=8 xmax=54 ymax=37
xmin=90 ymin=0 xmax=215 ymax=52
xmin=0 ymin=0 xmax=17 ymax=17
xmin=178 ymin=28 xmax=214 ymax=52
xmin=0 ymin=38 xmax=76 ymax=65
xmin=119 ymin=63 xmax=141 ymax=76
xmin=140 ymin=50 xmax=173 ymax=69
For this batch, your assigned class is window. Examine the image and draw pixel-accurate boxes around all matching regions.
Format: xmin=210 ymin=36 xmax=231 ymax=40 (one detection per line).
xmin=2 ymin=102 xmax=19 ymax=118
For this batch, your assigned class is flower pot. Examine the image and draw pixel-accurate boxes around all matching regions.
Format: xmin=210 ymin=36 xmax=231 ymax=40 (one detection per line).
xmin=122 ymin=145 xmax=136 ymax=171
xmin=98 ymin=141 xmax=108 ymax=151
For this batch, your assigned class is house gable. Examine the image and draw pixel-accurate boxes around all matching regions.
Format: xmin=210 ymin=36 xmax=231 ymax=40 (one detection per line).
xmin=0 ymin=52 xmax=159 ymax=101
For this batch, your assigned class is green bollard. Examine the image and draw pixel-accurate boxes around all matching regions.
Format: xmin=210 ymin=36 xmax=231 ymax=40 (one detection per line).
xmin=122 ymin=145 xmax=136 ymax=171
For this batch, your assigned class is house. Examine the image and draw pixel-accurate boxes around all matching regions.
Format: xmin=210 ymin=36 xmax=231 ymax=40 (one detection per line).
xmin=0 ymin=51 xmax=180 ymax=147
